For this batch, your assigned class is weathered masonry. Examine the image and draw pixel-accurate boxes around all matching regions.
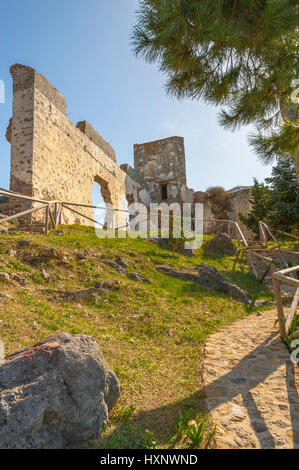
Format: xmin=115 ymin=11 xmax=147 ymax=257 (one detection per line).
xmin=6 ymin=64 xmax=149 ymax=227
xmin=134 ymin=137 xmax=187 ymax=203
xmin=5 ymin=64 xmax=252 ymax=232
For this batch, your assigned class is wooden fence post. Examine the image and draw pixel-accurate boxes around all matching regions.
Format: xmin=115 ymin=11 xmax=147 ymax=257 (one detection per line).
xmin=273 ymin=277 xmax=286 ymax=338
xmin=54 ymin=203 xmax=58 ymax=227
xmin=45 ymin=205 xmax=49 ymax=235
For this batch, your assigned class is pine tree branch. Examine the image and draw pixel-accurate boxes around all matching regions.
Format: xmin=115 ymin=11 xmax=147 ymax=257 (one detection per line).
xmin=227 ymin=0 xmax=238 ymax=23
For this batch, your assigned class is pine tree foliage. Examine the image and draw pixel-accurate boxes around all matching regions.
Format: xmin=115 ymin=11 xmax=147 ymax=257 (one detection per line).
xmin=132 ymin=1 xmax=299 ymax=166
xmin=240 ymin=157 xmax=299 ymax=234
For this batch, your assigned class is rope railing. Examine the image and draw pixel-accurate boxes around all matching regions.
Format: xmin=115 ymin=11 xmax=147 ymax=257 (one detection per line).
xmin=0 ymin=189 xmax=249 ymax=248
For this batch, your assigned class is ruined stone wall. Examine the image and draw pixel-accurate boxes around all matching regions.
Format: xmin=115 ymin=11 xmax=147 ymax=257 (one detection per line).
xmin=9 ymin=65 xmax=35 ymax=214
xmin=7 ymin=64 xmax=253 ymax=236
xmin=228 ymin=188 xmax=253 ymax=239
xmin=120 ymin=164 xmax=151 ymax=207
xmin=193 ymin=191 xmax=218 ymax=234
xmin=134 ymin=137 xmax=187 ymax=203
xmin=8 ymin=64 xmax=147 ymax=229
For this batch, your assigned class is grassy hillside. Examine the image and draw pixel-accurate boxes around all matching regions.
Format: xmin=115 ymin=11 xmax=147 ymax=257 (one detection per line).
xmin=0 ymin=225 xmax=273 ymax=448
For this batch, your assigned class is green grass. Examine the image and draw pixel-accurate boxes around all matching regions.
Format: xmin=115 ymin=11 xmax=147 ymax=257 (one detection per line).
xmin=0 ymin=225 xmax=274 ymax=448
xmin=268 ymin=238 xmax=299 ymax=251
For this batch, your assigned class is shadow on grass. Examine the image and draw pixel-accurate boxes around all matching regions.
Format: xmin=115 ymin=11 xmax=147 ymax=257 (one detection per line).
xmin=94 ymin=333 xmax=298 ymax=449
xmin=90 ymin=390 xmax=207 ymax=449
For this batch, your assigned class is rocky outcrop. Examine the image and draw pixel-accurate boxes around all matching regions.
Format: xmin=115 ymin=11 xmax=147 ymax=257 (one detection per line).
xmin=196 ymin=264 xmax=248 ymax=302
xmin=128 ymin=272 xmax=151 ymax=284
xmin=103 ymin=257 xmax=129 ymax=275
xmin=0 ymin=333 xmax=120 ymax=449
xmin=156 ymin=263 xmax=274 ymax=307
xmin=156 ymin=263 xmax=248 ymax=303
xmin=205 ymin=233 xmax=237 ymax=255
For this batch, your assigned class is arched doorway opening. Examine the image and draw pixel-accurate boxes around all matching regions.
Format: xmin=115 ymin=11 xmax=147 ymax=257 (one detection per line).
xmin=125 ymin=193 xmax=135 ymax=230
xmin=92 ymin=176 xmax=113 ymax=230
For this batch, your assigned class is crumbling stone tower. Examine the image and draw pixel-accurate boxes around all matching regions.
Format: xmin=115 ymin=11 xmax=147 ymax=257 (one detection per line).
xmin=134 ymin=137 xmax=187 ymax=204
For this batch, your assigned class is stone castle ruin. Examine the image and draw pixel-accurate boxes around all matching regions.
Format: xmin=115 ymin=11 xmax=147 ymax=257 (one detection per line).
xmin=4 ymin=64 xmax=252 ymax=233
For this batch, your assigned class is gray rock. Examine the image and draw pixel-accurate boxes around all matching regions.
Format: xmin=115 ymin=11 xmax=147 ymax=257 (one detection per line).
xmin=6 ymin=249 xmax=17 ymax=257
xmin=17 ymin=240 xmax=32 ymax=249
xmin=196 ymin=264 xmax=248 ymax=302
xmin=205 ymin=233 xmax=237 ymax=255
xmin=103 ymin=259 xmax=127 ymax=275
xmin=156 ymin=265 xmax=201 ymax=283
xmin=181 ymin=247 xmax=196 ymax=257
xmin=40 ymin=247 xmax=69 ymax=263
xmin=61 ymin=288 xmax=100 ymax=303
xmin=23 ymin=252 xmax=40 ymax=264
xmin=41 ymin=269 xmax=50 ymax=280
xmin=115 ymin=257 xmax=129 ymax=270
xmin=12 ymin=273 xmax=26 ymax=285
xmin=61 ymin=282 xmax=115 ymax=303
xmin=0 ymin=272 xmax=10 ymax=282
xmin=0 ymin=293 xmax=12 ymax=300
xmin=128 ymin=272 xmax=151 ymax=284
xmin=23 ymin=248 xmax=69 ymax=265
xmin=0 ymin=333 xmax=120 ymax=449
xmin=250 ymin=299 xmax=275 ymax=308
xmin=156 ymin=263 xmax=249 ymax=303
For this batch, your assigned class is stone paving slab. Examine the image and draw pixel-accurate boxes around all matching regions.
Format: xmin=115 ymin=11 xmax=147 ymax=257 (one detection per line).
xmin=203 ymin=310 xmax=299 ymax=449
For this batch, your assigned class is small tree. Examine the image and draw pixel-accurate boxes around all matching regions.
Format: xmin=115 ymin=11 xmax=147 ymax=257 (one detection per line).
xmin=205 ymin=187 xmax=230 ymax=219
xmin=240 ymin=158 xmax=299 ymax=234
xmin=239 ymin=180 xmax=272 ymax=235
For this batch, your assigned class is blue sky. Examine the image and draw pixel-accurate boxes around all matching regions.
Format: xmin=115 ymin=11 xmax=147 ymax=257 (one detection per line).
xmin=0 ymin=0 xmax=272 ymax=195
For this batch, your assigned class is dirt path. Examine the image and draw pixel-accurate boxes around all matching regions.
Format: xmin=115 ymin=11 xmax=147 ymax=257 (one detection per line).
xmin=203 ymin=310 xmax=299 ymax=449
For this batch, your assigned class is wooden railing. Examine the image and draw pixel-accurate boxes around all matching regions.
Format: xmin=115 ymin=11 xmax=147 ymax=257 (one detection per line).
xmin=247 ymin=250 xmax=274 ymax=283
xmin=0 ymin=189 xmax=250 ymax=245
xmin=259 ymin=221 xmax=288 ymax=268
xmin=0 ymin=188 xmax=60 ymax=235
xmin=273 ymin=265 xmax=299 ymax=338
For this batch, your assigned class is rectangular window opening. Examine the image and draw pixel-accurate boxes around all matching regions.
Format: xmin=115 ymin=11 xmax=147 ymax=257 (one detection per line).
xmin=161 ymin=184 xmax=168 ymax=200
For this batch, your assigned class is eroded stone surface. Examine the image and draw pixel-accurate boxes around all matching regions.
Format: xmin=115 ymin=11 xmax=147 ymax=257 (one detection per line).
xmin=203 ymin=310 xmax=299 ymax=449
xmin=156 ymin=263 xmax=249 ymax=303
xmin=205 ymin=233 xmax=237 ymax=255
xmin=0 ymin=333 xmax=121 ymax=449
xmin=8 ymin=64 xmax=150 ymax=227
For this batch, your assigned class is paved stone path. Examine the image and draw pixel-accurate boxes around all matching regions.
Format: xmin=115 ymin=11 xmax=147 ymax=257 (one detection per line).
xmin=203 ymin=310 xmax=299 ymax=449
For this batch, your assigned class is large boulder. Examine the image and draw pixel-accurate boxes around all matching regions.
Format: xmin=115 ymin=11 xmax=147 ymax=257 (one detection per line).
xmin=156 ymin=263 xmax=248 ymax=303
xmin=156 ymin=263 xmax=273 ymax=307
xmin=0 ymin=333 xmax=120 ymax=449
xmin=196 ymin=263 xmax=248 ymax=302
xmin=205 ymin=233 xmax=237 ymax=255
